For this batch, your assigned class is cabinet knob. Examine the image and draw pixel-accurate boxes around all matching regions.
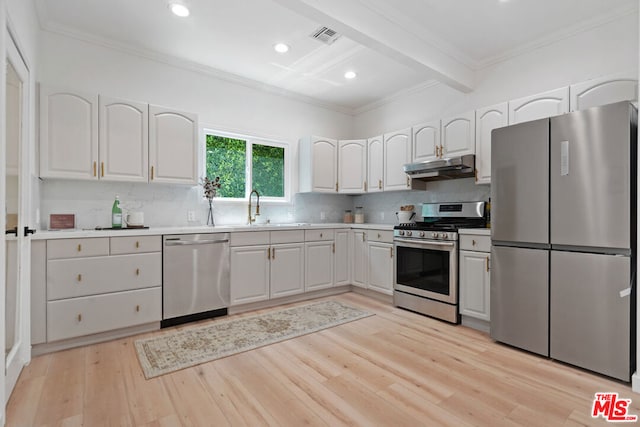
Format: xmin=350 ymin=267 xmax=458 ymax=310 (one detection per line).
xmin=267 ymin=247 xmax=271 ymax=260
xmin=362 ymin=233 xmax=365 ymax=242
xmin=77 ymin=274 xmax=82 ymax=282
xmin=378 ymin=179 xmax=382 ymax=189
xmin=136 ymin=305 xmax=140 ymax=312
xmin=93 ymin=161 xmax=97 ymax=177
xmin=272 ymin=248 xmax=275 ymax=259
xmin=77 ymin=314 xmax=82 ymax=322
xmin=486 ymin=256 xmax=490 ymax=272
xmin=364 ymin=181 xmax=367 ymax=191
xmin=390 ymin=247 xmax=393 ymax=258
xmin=77 ymin=244 xmax=82 ymax=252
xmin=151 ymin=166 xmax=155 ymax=180
xmin=101 ymin=162 xmax=105 ymax=177
xmin=136 ymin=268 xmax=140 ymax=276
xmin=135 ymin=241 xmax=140 ymax=249
xmin=332 ymin=242 xmax=335 ymax=253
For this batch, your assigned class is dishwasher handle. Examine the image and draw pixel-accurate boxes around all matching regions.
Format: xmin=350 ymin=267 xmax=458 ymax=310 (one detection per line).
xmin=165 ymin=239 xmax=229 ymax=246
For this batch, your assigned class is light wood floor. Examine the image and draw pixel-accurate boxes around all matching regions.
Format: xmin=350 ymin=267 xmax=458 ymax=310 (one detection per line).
xmin=7 ymin=292 xmax=639 ymax=426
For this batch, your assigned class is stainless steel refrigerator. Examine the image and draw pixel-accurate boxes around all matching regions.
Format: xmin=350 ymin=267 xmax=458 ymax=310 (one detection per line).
xmin=490 ymin=101 xmax=637 ymax=382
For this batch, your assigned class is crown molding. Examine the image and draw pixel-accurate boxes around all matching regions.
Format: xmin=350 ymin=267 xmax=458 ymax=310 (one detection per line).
xmin=476 ymin=3 xmax=639 ymax=70
xmin=353 ymin=80 xmax=440 ymax=115
xmin=36 ymin=14 xmax=357 ymax=116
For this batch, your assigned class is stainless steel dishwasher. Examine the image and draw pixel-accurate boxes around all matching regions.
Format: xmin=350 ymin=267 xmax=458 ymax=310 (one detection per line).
xmin=162 ymin=233 xmax=230 ymax=327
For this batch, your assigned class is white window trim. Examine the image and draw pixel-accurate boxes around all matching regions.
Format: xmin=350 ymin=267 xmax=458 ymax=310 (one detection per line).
xmin=202 ymin=128 xmax=291 ymax=203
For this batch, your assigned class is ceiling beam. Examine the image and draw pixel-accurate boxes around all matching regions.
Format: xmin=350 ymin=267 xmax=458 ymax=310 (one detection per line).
xmin=273 ymin=0 xmax=475 ymax=93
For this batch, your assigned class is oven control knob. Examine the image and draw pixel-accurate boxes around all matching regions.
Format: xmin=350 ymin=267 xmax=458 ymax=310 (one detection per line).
xmin=432 ymin=232 xmax=438 ymax=238
xmin=398 ymin=230 xmax=404 ymax=236
xmin=440 ymin=233 xmax=448 ymax=239
xmin=406 ymin=231 xmax=412 ymax=237
xmin=419 ymin=231 xmax=425 ymax=237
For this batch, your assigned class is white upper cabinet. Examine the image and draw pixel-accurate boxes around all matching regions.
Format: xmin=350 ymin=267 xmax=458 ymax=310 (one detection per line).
xmin=299 ymin=136 xmax=338 ymax=193
xmin=338 ymin=139 xmax=366 ymax=194
xmin=508 ymin=87 xmax=569 ymax=124
xmin=367 ymin=135 xmax=384 ymax=193
xmin=148 ymin=105 xmax=198 ymax=185
xmin=475 ymin=102 xmax=508 ymax=185
xmin=99 ymin=96 xmax=148 ymax=182
xmin=40 ymin=87 xmax=98 ymax=180
xmin=412 ymin=120 xmax=440 ymax=162
xmin=441 ymin=111 xmax=475 ymax=157
xmin=383 ymin=128 xmax=412 ymax=191
xmin=570 ymin=73 xmax=638 ymax=112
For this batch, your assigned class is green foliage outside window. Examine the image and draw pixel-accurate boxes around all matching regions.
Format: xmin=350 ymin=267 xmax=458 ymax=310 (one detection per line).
xmin=206 ymin=135 xmax=246 ymax=198
xmin=206 ymin=134 xmax=286 ymax=199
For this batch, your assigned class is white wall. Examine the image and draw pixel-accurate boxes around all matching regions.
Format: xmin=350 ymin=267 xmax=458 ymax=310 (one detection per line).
xmin=354 ymin=12 xmax=639 ymax=136
xmin=38 ymin=31 xmax=356 ymax=227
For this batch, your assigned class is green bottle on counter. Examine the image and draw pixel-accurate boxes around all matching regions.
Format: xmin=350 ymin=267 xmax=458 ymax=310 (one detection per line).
xmin=112 ymin=195 xmax=122 ymax=229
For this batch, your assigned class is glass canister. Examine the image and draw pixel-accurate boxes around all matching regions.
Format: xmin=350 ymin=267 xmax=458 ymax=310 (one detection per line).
xmin=343 ymin=210 xmax=353 ymax=223
xmin=354 ymin=207 xmax=364 ymax=224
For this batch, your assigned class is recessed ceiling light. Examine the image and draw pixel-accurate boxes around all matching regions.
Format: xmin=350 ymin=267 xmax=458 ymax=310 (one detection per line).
xmin=274 ymin=43 xmax=290 ymax=53
xmin=344 ymin=71 xmax=357 ymax=79
xmin=170 ymin=3 xmax=190 ymax=17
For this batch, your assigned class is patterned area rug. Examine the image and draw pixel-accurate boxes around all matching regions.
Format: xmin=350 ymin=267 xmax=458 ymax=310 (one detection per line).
xmin=134 ymin=300 xmax=373 ymax=379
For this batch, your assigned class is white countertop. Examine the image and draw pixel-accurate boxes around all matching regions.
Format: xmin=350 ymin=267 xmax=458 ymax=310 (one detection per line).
xmin=31 ymin=222 xmax=395 ymax=240
xmin=458 ymin=228 xmax=491 ymax=236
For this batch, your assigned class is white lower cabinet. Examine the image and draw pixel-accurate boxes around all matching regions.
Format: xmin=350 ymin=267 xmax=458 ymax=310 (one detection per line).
xmin=459 ymin=233 xmax=491 ymax=323
xmin=334 ymin=230 xmax=350 ymax=286
xmin=367 ymin=242 xmax=394 ymax=295
xmin=230 ymin=245 xmax=270 ymax=305
xmin=270 ymin=243 xmax=304 ymax=298
xmin=351 ymin=230 xmax=367 ymax=288
xmin=305 ymin=241 xmax=334 ymax=291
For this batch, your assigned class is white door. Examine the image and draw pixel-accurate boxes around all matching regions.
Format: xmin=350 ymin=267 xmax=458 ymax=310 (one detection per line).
xmin=334 ymin=230 xmax=349 ymax=286
xmin=305 ymin=241 xmax=334 ymax=291
xmin=412 ymin=120 xmax=440 ymax=162
xmin=475 ymin=103 xmax=508 ymax=185
xmin=459 ymin=251 xmax=491 ymax=321
xmin=383 ymin=128 xmax=411 ymax=191
xmin=230 ymin=246 xmax=270 ymax=305
xmin=4 ymin=32 xmax=33 ymax=406
xmin=351 ymin=230 xmax=367 ymax=288
xmin=338 ymin=139 xmax=366 ymax=193
xmin=441 ymin=111 xmax=475 ymax=157
xmin=149 ymin=105 xmax=198 ymax=185
xmin=270 ymin=243 xmax=304 ymax=298
xmin=509 ymin=87 xmax=569 ymax=124
xmin=570 ymin=73 xmax=638 ymax=112
xmin=39 ymin=86 xmax=98 ymax=179
xmin=367 ymin=242 xmax=393 ymax=295
xmin=367 ymin=135 xmax=383 ymax=193
xmin=99 ymin=96 xmax=148 ymax=182
xmin=311 ymin=137 xmax=337 ymax=192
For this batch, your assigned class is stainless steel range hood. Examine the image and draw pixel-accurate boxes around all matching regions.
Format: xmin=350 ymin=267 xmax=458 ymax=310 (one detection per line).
xmin=403 ymin=154 xmax=475 ymax=181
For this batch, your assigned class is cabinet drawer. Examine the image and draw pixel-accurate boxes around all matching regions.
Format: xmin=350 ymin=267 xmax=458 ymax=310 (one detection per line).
xmin=110 ymin=235 xmax=161 ymax=255
xmin=47 ymin=253 xmax=161 ymax=300
xmin=47 ymin=287 xmax=161 ymax=342
xmin=305 ymin=229 xmax=335 ymax=241
xmin=271 ymin=230 xmax=304 ymax=244
xmin=367 ymin=230 xmax=394 ymax=243
xmin=47 ymin=238 xmax=109 ymax=260
xmin=459 ymin=234 xmax=491 ymax=252
xmin=230 ymin=231 xmax=270 ymax=246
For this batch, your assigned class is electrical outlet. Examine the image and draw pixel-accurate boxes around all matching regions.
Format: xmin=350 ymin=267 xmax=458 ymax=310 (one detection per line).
xmin=187 ymin=211 xmax=196 ymax=222
xmin=320 ymin=211 xmax=326 ymax=220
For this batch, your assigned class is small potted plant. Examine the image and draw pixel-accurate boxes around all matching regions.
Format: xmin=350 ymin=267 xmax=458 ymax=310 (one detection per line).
xmin=201 ymin=176 xmax=221 ymax=225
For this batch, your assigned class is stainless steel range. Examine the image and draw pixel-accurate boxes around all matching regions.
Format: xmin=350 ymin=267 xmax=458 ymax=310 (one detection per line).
xmin=393 ymin=201 xmax=486 ymax=323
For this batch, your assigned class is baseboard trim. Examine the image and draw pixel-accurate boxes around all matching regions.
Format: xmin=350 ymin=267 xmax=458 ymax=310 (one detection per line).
xmin=350 ymin=286 xmax=393 ymax=304
xmin=32 ymin=322 xmax=160 ymax=356
xmin=229 ymin=286 xmax=352 ymax=315
xmin=461 ymin=316 xmax=491 ymax=334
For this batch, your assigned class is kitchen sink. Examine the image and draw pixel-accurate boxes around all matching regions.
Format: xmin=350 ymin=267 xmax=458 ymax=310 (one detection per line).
xmin=250 ymin=222 xmax=310 ymax=227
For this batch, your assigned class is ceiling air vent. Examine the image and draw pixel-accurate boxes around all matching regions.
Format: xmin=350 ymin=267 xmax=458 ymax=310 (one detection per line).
xmin=310 ymin=26 xmax=340 ymax=45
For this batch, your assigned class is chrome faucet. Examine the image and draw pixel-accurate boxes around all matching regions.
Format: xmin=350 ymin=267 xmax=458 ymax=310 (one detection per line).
xmin=248 ymin=189 xmax=260 ymax=224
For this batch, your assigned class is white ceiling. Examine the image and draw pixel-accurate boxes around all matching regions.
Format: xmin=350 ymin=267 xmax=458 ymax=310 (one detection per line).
xmin=36 ymin=0 xmax=638 ymax=112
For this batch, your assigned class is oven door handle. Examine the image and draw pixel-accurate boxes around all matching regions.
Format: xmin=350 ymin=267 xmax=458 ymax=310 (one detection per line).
xmin=394 ymin=238 xmax=456 ymax=249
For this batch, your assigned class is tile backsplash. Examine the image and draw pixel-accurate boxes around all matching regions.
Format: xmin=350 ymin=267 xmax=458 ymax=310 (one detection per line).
xmin=39 ymin=178 xmax=489 ymax=229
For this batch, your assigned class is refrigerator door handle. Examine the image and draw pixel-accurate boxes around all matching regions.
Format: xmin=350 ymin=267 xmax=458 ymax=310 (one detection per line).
xmin=560 ymin=140 xmax=569 ymax=176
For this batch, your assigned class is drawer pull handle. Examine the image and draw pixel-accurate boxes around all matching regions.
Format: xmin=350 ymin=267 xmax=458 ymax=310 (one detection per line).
xmin=136 ymin=305 xmax=140 ymax=312
xmin=377 ymin=233 xmax=381 ymax=239
xmin=320 ymin=233 xmax=323 ymax=238
xmin=78 ymin=314 xmax=82 ymax=322
xmin=136 ymin=268 xmax=140 ymax=276
xmin=77 ymin=274 xmax=82 ymax=282
xmin=472 ymin=239 xmax=476 ymax=246
xmin=136 ymin=241 xmax=140 ymax=248
xmin=77 ymin=244 xmax=82 ymax=252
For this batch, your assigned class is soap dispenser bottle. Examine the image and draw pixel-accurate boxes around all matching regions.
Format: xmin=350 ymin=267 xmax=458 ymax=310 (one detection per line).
xmin=112 ymin=195 xmax=122 ymax=229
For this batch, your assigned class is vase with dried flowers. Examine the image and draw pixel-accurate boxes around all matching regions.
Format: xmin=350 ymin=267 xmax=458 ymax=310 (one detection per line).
xmin=201 ymin=176 xmax=221 ymax=225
